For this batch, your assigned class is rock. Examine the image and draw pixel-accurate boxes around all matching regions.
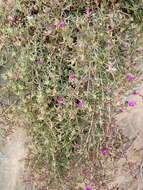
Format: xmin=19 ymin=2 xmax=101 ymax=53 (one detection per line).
xmin=115 ymin=108 xmax=143 ymax=139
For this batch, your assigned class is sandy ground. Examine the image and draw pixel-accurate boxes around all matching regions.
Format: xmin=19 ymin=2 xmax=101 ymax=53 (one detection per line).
xmin=0 ymin=124 xmax=36 ymax=190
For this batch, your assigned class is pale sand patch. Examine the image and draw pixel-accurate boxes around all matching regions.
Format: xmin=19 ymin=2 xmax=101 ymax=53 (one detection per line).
xmin=0 ymin=125 xmax=36 ymax=190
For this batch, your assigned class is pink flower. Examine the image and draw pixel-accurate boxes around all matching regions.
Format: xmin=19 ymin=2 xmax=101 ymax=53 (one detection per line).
xmin=127 ymin=74 xmax=135 ymax=80
xmin=57 ymin=97 xmax=63 ymax=102
xmin=128 ymin=55 xmax=132 ymax=59
xmin=69 ymin=114 xmax=75 ymax=119
xmin=107 ymin=21 xmax=112 ymax=25
xmin=117 ymin=151 xmax=127 ymax=158
xmin=107 ymin=28 xmax=112 ymax=32
xmin=60 ymin=23 xmax=66 ymax=27
xmin=69 ymin=75 xmax=76 ymax=79
xmin=119 ymin=108 xmax=126 ymax=112
xmin=100 ymin=149 xmax=109 ymax=155
xmin=75 ymin=144 xmax=81 ymax=147
xmin=83 ymin=9 xmax=92 ymax=14
xmin=86 ymin=187 xmax=92 ymax=190
xmin=128 ymin=101 xmax=136 ymax=107
xmin=75 ymin=101 xmax=84 ymax=107
xmin=35 ymin=61 xmax=42 ymax=64
xmin=132 ymin=90 xmax=140 ymax=95
xmin=81 ymin=168 xmax=90 ymax=174
xmin=66 ymin=175 xmax=75 ymax=179
xmin=51 ymin=24 xmax=55 ymax=27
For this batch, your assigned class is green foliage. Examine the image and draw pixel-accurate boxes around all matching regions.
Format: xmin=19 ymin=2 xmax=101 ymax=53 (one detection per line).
xmin=119 ymin=0 xmax=143 ymax=23
xmin=0 ymin=0 xmax=142 ymax=188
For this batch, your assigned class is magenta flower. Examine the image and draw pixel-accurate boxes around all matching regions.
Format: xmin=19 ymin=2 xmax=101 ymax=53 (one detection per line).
xmin=83 ymin=9 xmax=92 ymax=14
xmin=69 ymin=75 xmax=76 ymax=79
xmin=60 ymin=23 xmax=66 ymax=27
xmin=132 ymin=90 xmax=140 ymax=95
xmin=128 ymin=55 xmax=132 ymax=59
xmin=117 ymin=151 xmax=127 ymax=157
xmin=66 ymin=175 xmax=75 ymax=179
xmin=107 ymin=28 xmax=112 ymax=32
xmin=81 ymin=168 xmax=90 ymax=174
xmin=119 ymin=108 xmax=126 ymax=112
xmin=86 ymin=187 xmax=92 ymax=190
xmin=127 ymin=74 xmax=135 ymax=80
xmin=100 ymin=149 xmax=109 ymax=155
xmin=51 ymin=24 xmax=55 ymax=27
xmin=57 ymin=97 xmax=63 ymax=103
xmin=35 ymin=61 xmax=42 ymax=64
xmin=69 ymin=113 xmax=75 ymax=119
xmin=75 ymin=101 xmax=84 ymax=107
xmin=107 ymin=21 xmax=112 ymax=25
xmin=75 ymin=144 xmax=81 ymax=147
xmin=128 ymin=101 xmax=136 ymax=107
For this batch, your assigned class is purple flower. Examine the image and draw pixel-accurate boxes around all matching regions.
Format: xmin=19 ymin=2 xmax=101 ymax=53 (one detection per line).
xmin=51 ymin=24 xmax=55 ymax=27
xmin=83 ymin=9 xmax=92 ymax=14
xmin=127 ymin=74 xmax=135 ymax=80
xmin=75 ymin=144 xmax=81 ymax=147
xmin=128 ymin=101 xmax=136 ymax=107
xmin=57 ymin=97 xmax=63 ymax=103
xmin=86 ymin=187 xmax=92 ymax=190
xmin=75 ymin=101 xmax=84 ymax=107
xmin=60 ymin=23 xmax=66 ymax=27
xmin=81 ymin=168 xmax=90 ymax=174
xmin=128 ymin=55 xmax=132 ymax=59
xmin=118 ymin=151 xmax=126 ymax=156
xmin=119 ymin=108 xmax=126 ymax=112
xmin=107 ymin=28 xmax=112 ymax=32
xmin=132 ymin=90 xmax=140 ymax=95
xmin=100 ymin=149 xmax=109 ymax=155
xmin=35 ymin=61 xmax=42 ymax=64
xmin=66 ymin=175 xmax=75 ymax=179
xmin=107 ymin=21 xmax=112 ymax=25
xmin=69 ymin=75 xmax=76 ymax=79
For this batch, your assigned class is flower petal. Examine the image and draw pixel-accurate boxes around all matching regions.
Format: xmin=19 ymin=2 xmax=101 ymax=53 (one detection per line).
xmin=119 ymin=108 xmax=126 ymax=112
xmin=127 ymin=74 xmax=135 ymax=80
xmin=60 ymin=23 xmax=66 ymax=27
xmin=75 ymin=101 xmax=84 ymax=107
xmin=69 ymin=75 xmax=76 ymax=79
xmin=57 ymin=97 xmax=63 ymax=102
xmin=100 ymin=149 xmax=109 ymax=155
xmin=132 ymin=90 xmax=140 ymax=95
xmin=86 ymin=187 xmax=92 ymax=190
xmin=128 ymin=101 xmax=136 ymax=107
xmin=35 ymin=61 xmax=42 ymax=64
xmin=83 ymin=9 xmax=92 ymax=13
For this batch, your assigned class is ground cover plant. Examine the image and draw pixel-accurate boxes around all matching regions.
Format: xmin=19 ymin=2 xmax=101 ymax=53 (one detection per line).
xmin=0 ymin=0 xmax=143 ymax=189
